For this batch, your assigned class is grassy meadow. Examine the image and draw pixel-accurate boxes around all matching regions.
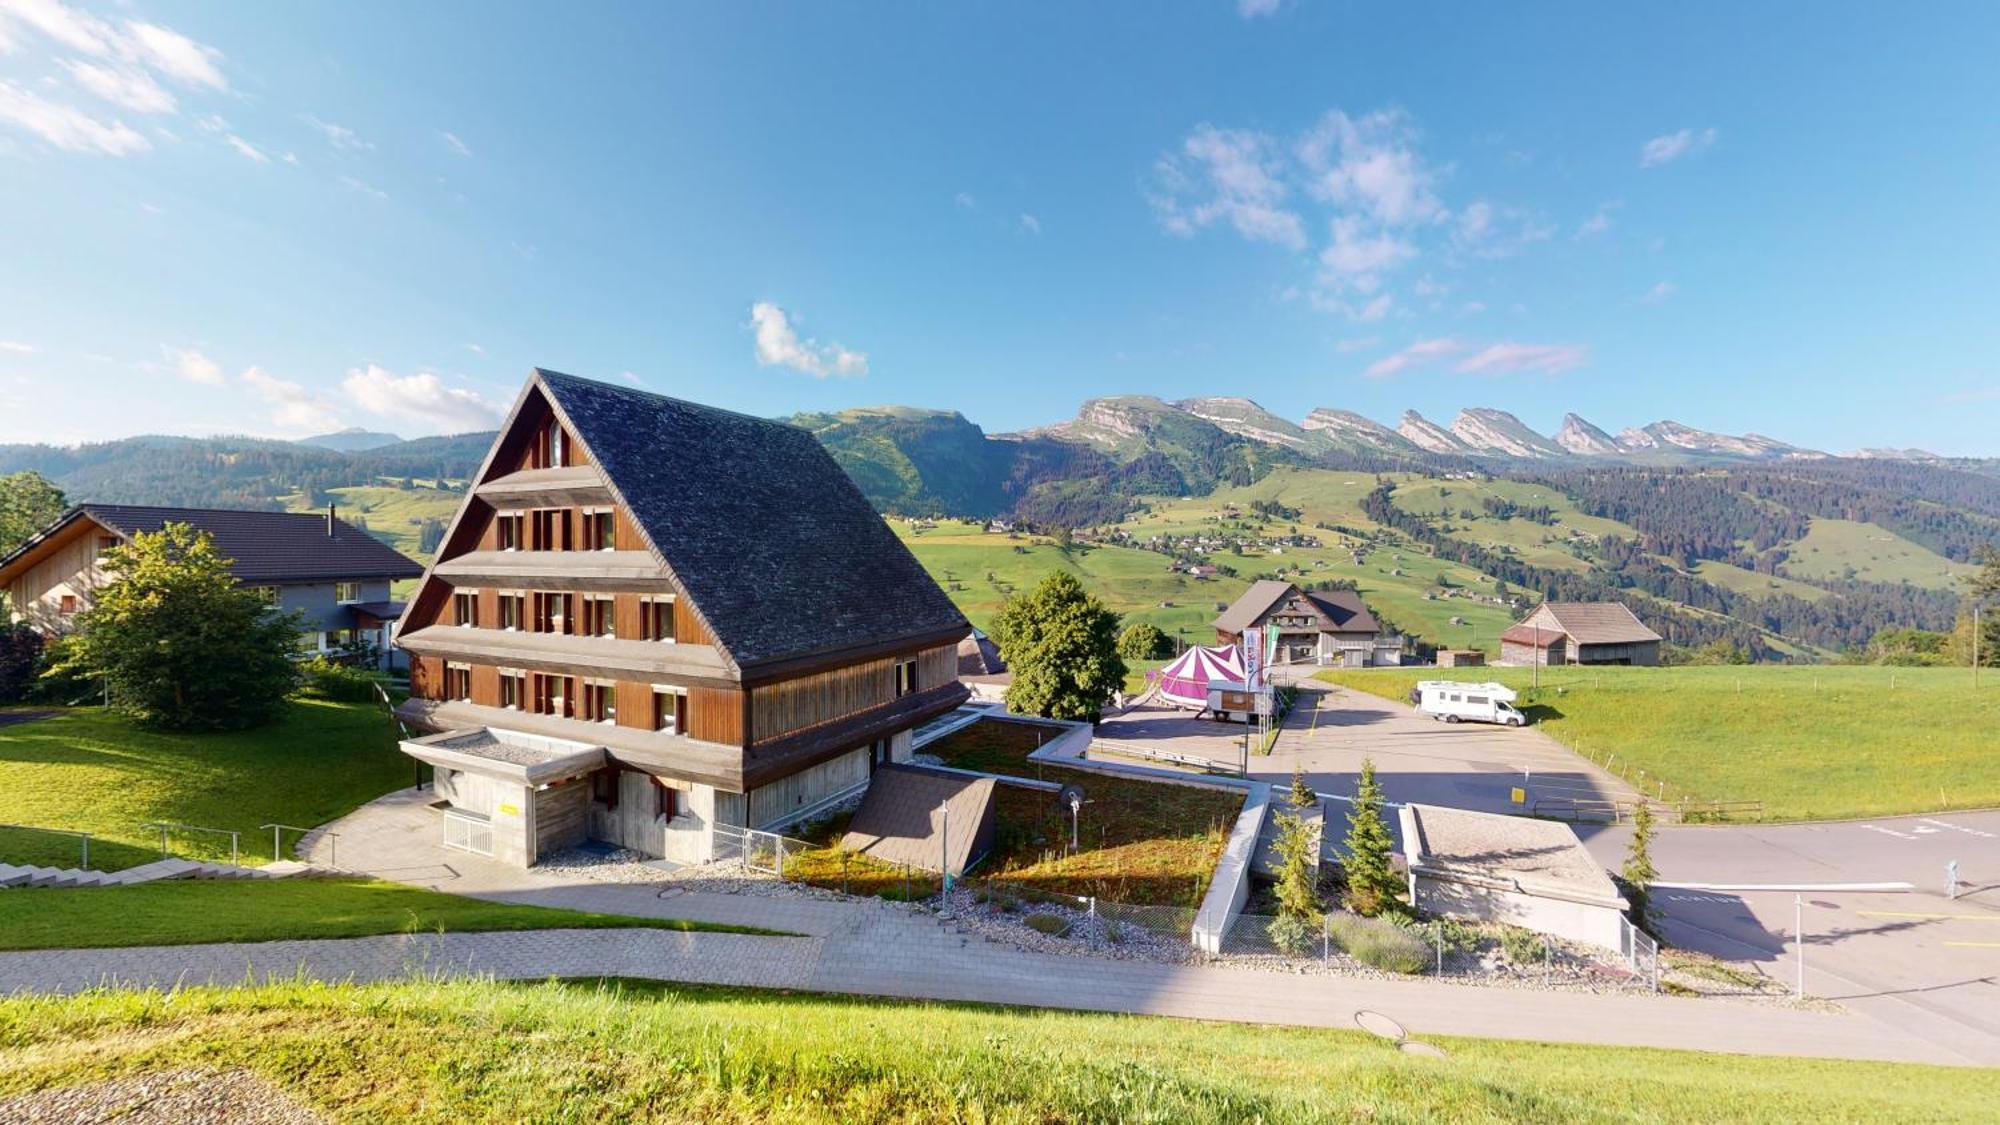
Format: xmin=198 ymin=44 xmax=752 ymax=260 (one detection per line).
xmin=0 ymin=700 xmax=412 ymax=871
xmin=1 ymin=977 xmax=1995 ymax=1122
xmin=0 ymin=879 xmax=781 ymax=950
xmin=1778 ymin=518 xmax=1972 ymax=590
xmin=1319 ymin=665 xmax=2000 ymax=820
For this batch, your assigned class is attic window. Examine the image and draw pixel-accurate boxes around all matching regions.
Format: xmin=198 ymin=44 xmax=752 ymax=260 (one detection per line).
xmin=895 ymin=659 xmax=918 ymax=698
xmin=639 ymin=597 xmax=675 ymax=643
xmin=580 ymin=509 xmax=615 ymax=551
xmin=496 ymin=512 xmax=525 ymax=551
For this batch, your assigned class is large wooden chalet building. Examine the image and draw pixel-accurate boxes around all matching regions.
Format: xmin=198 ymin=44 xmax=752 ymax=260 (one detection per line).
xmin=394 ymin=369 xmax=971 ymax=868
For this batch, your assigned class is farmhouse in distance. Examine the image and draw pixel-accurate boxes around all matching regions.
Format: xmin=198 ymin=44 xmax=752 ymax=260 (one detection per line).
xmin=392 ymin=368 xmax=972 ymax=868
xmin=1214 ymin=579 xmax=1403 ymax=667
xmin=1499 ymin=602 xmax=1663 ymax=667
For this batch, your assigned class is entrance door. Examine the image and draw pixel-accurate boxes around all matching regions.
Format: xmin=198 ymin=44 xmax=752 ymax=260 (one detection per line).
xmin=868 ymin=737 xmax=892 ymax=776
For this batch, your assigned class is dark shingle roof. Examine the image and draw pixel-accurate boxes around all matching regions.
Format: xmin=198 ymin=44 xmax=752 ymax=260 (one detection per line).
xmin=1304 ymin=587 xmax=1379 ymax=634
xmin=5 ymin=504 xmax=422 ymax=585
xmin=840 ymin=763 xmax=997 ymax=877
xmin=536 ymin=370 xmax=968 ymax=670
xmin=1214 ymin=580 xmax=1380 ymax=636
xmin=1533 ymin=602 xmax=1662 ymax=645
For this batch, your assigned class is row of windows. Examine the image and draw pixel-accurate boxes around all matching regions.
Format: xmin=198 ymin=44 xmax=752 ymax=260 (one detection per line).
xmin=493 ymin=508 xmax=618 ymax=553
xmin=442 ymin=663 xmax=689 ymax=734
xmin=452 ymin=589 xmax=674 ymax=642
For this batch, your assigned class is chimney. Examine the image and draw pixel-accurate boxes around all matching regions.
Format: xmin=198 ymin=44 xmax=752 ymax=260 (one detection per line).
xmin=327 ymin=502 xmax=337 ymax=538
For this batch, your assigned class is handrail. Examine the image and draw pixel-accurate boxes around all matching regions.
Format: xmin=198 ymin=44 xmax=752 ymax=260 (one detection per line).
xmin=259 ymin=822 xmax=337 ymax=868
xmin=142 ymin=821 xmax=240 ymax=865
xmin=0 ymin=822 xmax=92 ymax=869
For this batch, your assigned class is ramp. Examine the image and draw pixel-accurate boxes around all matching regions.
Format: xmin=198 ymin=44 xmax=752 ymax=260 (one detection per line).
xmin=841 ymin=764 xmax=997 ymax=877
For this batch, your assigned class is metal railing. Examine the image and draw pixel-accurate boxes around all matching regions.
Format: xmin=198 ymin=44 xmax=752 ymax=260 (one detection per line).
xmin=1620 ymin=915 xmax=1661 ymax=991
xmin=259 ymin=822 xmax=337 ymax=868
xmin=0 ymin=822 xmax=92 ymax=869
xmin=142 ymin=821 xmax=239 ymax=865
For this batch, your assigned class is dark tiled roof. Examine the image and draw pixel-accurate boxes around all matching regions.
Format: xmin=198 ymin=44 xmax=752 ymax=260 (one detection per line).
xmin=536 ymin=370 xmax=968 ymax=670
xmin=840 ymin=763 xmax=996 ymax=876
xmin=8 ymin=504 xmax=422 ymax=584
xmin=1213 ymin=579 xmax=1380 ymax=636
xmin=1499 ymin=623 xmax=1564 ymax=648
xmin=1304 ymin=587 xmax=1379 ymax=635
xmin=1213 ymin=579 xmax=1295 ymax=635
xmin=1532 ymin=602 xmax=1662 ymax=645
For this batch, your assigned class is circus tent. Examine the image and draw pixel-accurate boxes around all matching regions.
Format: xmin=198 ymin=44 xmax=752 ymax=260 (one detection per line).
xmin=1149 ymin=644 xmax=1247 ymax=710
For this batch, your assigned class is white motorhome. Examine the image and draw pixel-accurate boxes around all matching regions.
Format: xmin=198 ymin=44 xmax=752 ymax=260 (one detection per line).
xmin=1413 ymin=681 xmax=1527 ymax=727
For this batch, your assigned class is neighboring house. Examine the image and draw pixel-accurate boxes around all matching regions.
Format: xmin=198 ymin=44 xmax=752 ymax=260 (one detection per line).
xmin=0 ymin=503 xmax=423 ymax=669
xmin=1213 ymin=579 xmax=1402 ymax=667
xmin=956 ymin=627 xmax=1010 ymax=704
xmin=392 ymin=369 xmax=972 ymax=869
xmin=1499 ymin=602 xmax=1662 ymax=667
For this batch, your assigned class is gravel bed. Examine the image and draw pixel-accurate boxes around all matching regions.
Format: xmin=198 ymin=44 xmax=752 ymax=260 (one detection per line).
xmin=0 ymin=1069 xmax=322 ymax=1125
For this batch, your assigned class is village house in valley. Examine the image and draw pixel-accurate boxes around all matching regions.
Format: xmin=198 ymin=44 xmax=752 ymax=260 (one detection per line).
xmin=0 ymin=504 xmax=422 ymax=666
xmin=1499 ymin=601 xmax=1663 ymax=667
xmin=1213 ymin=579 xmax=1402 ymax=667
xmin=392 ymin=369 xmax=971 ymax=868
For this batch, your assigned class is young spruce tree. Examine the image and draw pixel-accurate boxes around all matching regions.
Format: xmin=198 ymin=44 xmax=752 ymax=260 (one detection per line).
xmin=1623 ymin=798 xmax=1660 ymax=932
xmin=1341 ymin=758 xmax=1404 ymax=917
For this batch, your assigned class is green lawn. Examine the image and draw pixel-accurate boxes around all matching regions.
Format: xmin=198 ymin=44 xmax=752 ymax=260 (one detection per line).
xmin=0 ymin=977 xmax=1993 ymax=1122
xmin=1778 ymin=518 xmax=1973 ymax=590
xmin=0 ymin=700 xmax=413 ymax=871
xmin=0 ymin=878 xmax=783 ymax=950
xmin=1318 ymin=665 xmax=2000 ymax=820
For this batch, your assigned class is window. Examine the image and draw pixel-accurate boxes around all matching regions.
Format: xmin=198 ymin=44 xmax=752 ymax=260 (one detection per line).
xmin=499 ymin=669 xmax=525 ymax=710
xmin=58 ymin=594 xmax=77 ymax=615
xmin=532 ymin=591 xmax=572 ymax=634
xmin=247 ymin=586 xmax=280 ymax=607
xmin=334 ymin=581 xmax=361 ymax=604
xmin=497 ymin=592 xmax=526 ymax=631
xmin=639 ymin=597 xmax=675 ymax=643
xmin=580 ymin=595 xmax=614 ymax=638
xmin=651 ymin=687 xmax=687 ymax=734
xmin=453 ymin=590 xmax=480 ymax=627
xmin=655 ymin=779 xmax=678 ymax=820
xmin=495 ymin=512 xmax=525 ymax=551
xmin=895 ymin=659 xmax=919 ymax=698
xmin=531 ymin=673 xmax=569 ymax=717
xmin=580 ymin=509 xmax=616 ymax=551
xmin=97 ymin=535 xmax=119 ymax=552
xmin=444 ymin=662 xmax=472 ymax=701
xmin=591 ymin=768 xmax=619 ymax=808
xmin=581 ymin=681 xmax=616 ymax=724
xmin=531 ymin=509 xmax=568 ymax=551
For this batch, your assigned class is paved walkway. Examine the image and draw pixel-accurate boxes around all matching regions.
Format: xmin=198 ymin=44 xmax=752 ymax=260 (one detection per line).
xmin=66 ymin=786 xmax=1936 ymax=1066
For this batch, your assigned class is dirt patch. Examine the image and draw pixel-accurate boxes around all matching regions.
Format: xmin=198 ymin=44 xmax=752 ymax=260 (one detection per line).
xmin=0 ymin=1068 xmax=322 ymax=1124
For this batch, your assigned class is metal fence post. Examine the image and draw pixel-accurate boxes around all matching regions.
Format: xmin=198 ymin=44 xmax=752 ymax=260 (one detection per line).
xmin=328 ymin=834 xmax=337 ymax=870
xmin=229 ymin=831 xmax=239 ymax=867
xmin=776 ymin=837 xmax=786 ymax=881
xmin=1088 ymin=897 xmax=1097 ymax=948
xmin=272 ymin=825 xmax=282 ymax=862
xmin=80 ymin=833 xmax=89 ymax=870
xmin=841 ymin=851 xmax=850 ymax=896
xmin=1321 ymin=913 xmax=1329 ymax=963
xmin=158 ymin=825 xmax=169 ymax=859
xmin=1435 ymin=926 xmax=1444 ymax=975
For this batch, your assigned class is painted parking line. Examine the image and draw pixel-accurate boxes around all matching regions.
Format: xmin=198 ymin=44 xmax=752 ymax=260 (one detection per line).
xmin=1861 ymin=824 xmax=1919 ymax=841
xmin=1662 ymin=893 xmax=1737 ymax=904
xmin=1944 ymin=942 xmax=2000 ymax=948
xmin=1920 ymin=818 xmax=1999 ymax=840
xmin=1858 ymin=911 xmax=2000 ymax=922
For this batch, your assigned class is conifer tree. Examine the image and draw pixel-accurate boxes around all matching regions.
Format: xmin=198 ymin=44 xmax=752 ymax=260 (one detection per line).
xmin=1341 ymin=758 xmax=1403 ymax=917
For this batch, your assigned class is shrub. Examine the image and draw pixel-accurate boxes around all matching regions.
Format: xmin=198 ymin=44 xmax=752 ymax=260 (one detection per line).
xmin=0 ymin=623 xmax=43 ymax=704
xmin=1116 ymin=622 xmax=1171 ymax=661
xmin=1498 ymin=926 xmax=1547 ymax=965
xmin=1265 ymin=912 xmax=1317 ymax=957
xmin=1413 ymin=916 xmax=1478 ymax=955
xmin=1328 ymin=912 xmax=1429 ymax=974
xmin=297 ymin=656 xmax=380 ymax=703
xmin=1023 ymin=913 xmax=1069 ymax=937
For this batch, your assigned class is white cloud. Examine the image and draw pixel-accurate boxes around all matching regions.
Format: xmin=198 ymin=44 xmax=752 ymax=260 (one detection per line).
xmin=0 ymin=0 xmax=117 ymax=56
xmin=748 ymin=302 xmax=868 ymax=378
xmin=63 ymin=60 xmax=173 ymax=114
xmin=1641 ymin=280 xmax=1675 ymax=304
xmin=1298 ymin=109 xmax=1443 ymax=227
xmin=341 ymin=365 xmax=501 ymax=432
xmin=1575 ymin=203 xmax=1616 ymax=239
xmin=1237 ymin=0 xmax=1282 ymax=15
xmin=162 ymin=345 xmax=222 ymax=385
xmin=1018 ymin=212 xmax=1041 ymax=235
xmin=1454 ymin=342 xmax=1589 ymax=375
xmin=619 ymin=370 xmax=644 ymax=386
xmin=1366 ymin=337 xmax=1464 ymax=378
xmin=224 ymin=133 xmax=267 ymax=163
xmin=0 ymin=340 xmax=33 ymax=353
xmin=1318 ymin=215 xmax=1412 ymax=294
xmin=1333 ymin=336 xmax=1381 ymax=354
xmin=1450 ymin=200 xmax=1552 ymax=258
xmin=1150 ymin=124 xmax=1306 ymax=250
xmin=1640 ymin=127 xmax=1716 ymax=167
xmin=464 ymin=342 xmax=484 ymax=355
xmin=440 ymin=130 xmax=471 ymax=157
xmin=1460 ymin=300 xmax=1487 ymax=314
xmin=0 ymin=78 xmax=146 ymax=154
xmin=340 ymin=174 xmax=387 ymax=200
xmin=241 ymin=366 xmax=341 ymax=433
xmin=301 ymin=114 xmax=371 ymax=152
xmin=123 ymin=21 xmax=225 ymax=90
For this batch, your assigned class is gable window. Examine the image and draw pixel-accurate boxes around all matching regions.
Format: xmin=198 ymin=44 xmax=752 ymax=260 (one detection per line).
xmin=651 ymin=687 xmax=688 ymax=735
xmin=497 ymin=592 xmax=526 ymax=631
xmin=895 ymin=659 xmax=919 ymax=698
xmin=580 ymin=509 xmax=616 ymax=551
xmin=58 ymin=594 xmax=77 ymax=615
xmin=495 ymin=512 xmax=525 ymax=551
xmin=97 ymin=535 xmax=119 ymax=552
xmin=638 ymin=596 xmax=676 ymax=643
xmin=334 ymin=581 xmax=360 ymax=604
xmin=580 ymin=595 xmax=615 ymax=638
xmin=444 ymin=662 xmax=472 ymax=702
xmin=453 ymin=590 xmax=480 ymax=628
xmin=533 ymin=419 xmax=569 ymax=469
xmin=532 ymin=591 xmax=572 ymax=634
xmin=581 ymin=681 xmax=616 ymax=724
xmin=499 ymin=669 xmax=526 ymax=710
xmin=530 ymin=509 xmax=569 ymax=551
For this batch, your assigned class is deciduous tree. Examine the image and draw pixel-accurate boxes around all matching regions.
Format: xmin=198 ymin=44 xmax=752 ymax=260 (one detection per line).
xmin=0 ymin=471 xmax=66 ymax=557
xmin=990 ymin=571 xmax=1126 ymax=722
xmin=45 ymin=523 xmax=302 ymax=730
xmin=1116 ymin=621 xmax=1170 ymax=662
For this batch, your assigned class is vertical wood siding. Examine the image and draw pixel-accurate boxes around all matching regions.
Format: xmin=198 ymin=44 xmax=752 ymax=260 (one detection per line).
xmin=689 ymin=686 xmax=744 ymax=745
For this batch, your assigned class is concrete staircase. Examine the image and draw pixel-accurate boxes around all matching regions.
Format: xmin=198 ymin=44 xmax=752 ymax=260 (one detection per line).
xmin=0 ymin=857 xmax=327 ymax=889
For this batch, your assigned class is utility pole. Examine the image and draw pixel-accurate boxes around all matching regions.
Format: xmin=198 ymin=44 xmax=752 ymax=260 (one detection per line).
xmin=939 ymin=801 xmax=951 ymax=897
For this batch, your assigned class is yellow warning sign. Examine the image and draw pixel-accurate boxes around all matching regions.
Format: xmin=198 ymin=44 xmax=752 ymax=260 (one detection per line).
xmin=1510 ymin=787 xmax=1526 ymax=805
xmin=499 ymin=803 xmax=520 ymax=816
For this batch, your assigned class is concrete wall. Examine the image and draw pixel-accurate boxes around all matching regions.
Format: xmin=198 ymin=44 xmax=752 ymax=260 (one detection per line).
xmin=749 ymin=746 xmax=870 ymax=830
xmin=588 ymin=768 xmax=674 ymax=857
xmin=534 ymin=778 xmax=591 ymax=856
xmin=1410 ymin=872 xmax=1629 ymax=954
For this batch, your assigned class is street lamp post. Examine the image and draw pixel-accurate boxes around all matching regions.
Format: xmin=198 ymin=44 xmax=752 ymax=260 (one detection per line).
xmin=939 ymin=801 xmax=951 ymax=897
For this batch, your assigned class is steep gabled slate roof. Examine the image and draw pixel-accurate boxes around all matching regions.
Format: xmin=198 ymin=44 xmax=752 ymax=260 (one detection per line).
xmin=1213 ymin=579 xmax=1296 ymax=635
xmin=1213 ymin=579 xmax=1380 ymax=636
xmin=1304 ymin=587 xmax=1379 ymax=635
xmin=536 ymin=369 xmax=968 ymax=670
xmin=0 ymin=504 xmax=422 ymax=585
xmin=1533 ymin=602 xmax=1661 ymax=645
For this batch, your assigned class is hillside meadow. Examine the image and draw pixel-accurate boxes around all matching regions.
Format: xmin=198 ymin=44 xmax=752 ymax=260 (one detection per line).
xmin=2 ymin=978 xmax=1994 ymax=1123
xmin=1318 ymin=665 xmax=2000 ymax=821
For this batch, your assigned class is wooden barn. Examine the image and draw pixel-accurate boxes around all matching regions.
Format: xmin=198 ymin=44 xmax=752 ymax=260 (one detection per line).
xmin=1499 ymin=602 xmax=1661 ymax=667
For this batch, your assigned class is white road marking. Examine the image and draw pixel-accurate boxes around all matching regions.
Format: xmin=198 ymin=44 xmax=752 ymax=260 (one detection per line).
xmin=1913 ymin=826 xmax=1941 ymax=834
xmin=1862 ymin=824 xmax=1918 ymax=841
xmin=1921 ymin=818 xmax=1998 ymax=839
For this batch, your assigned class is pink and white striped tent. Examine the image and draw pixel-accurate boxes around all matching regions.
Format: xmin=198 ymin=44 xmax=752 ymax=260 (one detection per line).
xmin=1149 ymin=644 xmax=1248 ymax=710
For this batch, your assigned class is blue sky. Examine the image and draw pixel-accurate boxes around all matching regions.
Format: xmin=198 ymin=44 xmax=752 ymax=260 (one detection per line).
xmin=0 ymin=1 xmax=1995 ymax=454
